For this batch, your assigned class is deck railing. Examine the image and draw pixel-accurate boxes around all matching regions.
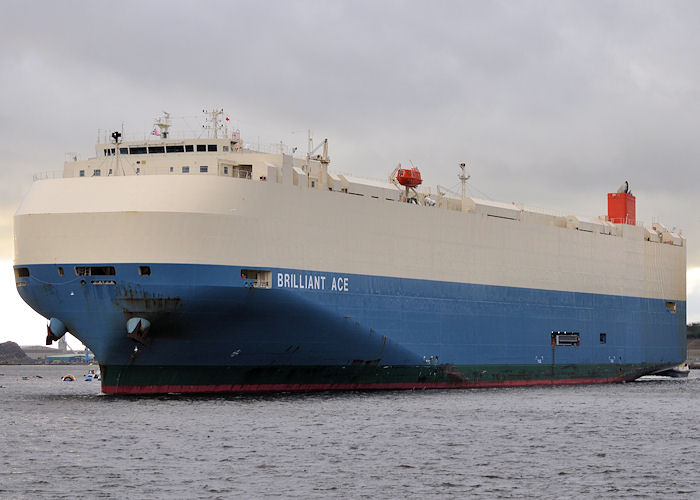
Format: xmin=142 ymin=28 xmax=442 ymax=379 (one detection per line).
xmin=32 ymin=170 xmax=64 ymax=181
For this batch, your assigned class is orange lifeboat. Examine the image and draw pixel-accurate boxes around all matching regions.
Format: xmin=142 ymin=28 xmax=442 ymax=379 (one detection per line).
xmin=396 ymin=167 xmax=422 ymax=188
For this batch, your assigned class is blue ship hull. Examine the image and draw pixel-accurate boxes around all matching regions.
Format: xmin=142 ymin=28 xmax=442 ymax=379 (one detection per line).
xmin=15 ymin=263 xmax=686 ymax=394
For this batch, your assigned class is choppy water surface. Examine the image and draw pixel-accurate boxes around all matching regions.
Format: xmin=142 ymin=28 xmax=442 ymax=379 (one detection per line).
xmin=1 ymin=365 xmax=698 ymax=498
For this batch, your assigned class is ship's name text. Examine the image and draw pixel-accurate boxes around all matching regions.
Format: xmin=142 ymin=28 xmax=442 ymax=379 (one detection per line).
xmin=277 ymin=273 xmax=349 ymax=292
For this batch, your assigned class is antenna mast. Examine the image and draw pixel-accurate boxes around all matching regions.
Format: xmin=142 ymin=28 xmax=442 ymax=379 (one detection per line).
xmin=304 ymin=129 xmax=313 ymax=172
xmin=458 ymin=162 xmax=470 ymax=200
xmin=111 ymin=130 xmax=123 ymax=175
xmin=203 ymin=108 xmax=224 ymax=138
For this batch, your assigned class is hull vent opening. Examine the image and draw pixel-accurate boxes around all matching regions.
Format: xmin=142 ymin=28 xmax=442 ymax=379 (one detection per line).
xmin=665 ymin=301 xmax=677 ymax=313
xmin=75 ymin=266 xmax=116 ymax=276
xmin=14 ymin=267 xmax=30 ymax=278
xmin=241 ymin=269 xmax=272 ymax=289
xmin=551 ymin=331 xmax=580 ymax=347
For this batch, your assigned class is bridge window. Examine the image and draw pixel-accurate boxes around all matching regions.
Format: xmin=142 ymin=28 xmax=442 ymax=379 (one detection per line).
xmin=130 ymin=146 xmax=147 ymax=155
xmin=148 ymin=146 xmax=165 ymax=154
xmin=197 ymin=144 xmax=206 ymax=152
xmin=207 ymin=144 xmax=217 ymax=152
xmin=120 ymin=148 xmax=129 ymax=154
xmin=166 ymin=145 xmax=184 ymax=153
xmin=185 ymin=145 xmax=194 ymax=152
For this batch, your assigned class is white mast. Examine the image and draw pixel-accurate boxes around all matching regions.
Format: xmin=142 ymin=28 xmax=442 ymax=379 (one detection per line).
xmin=306 ymin=129 xmax=313 ymax=172
xmin=111 ymin=130 xmax=123 ymax=176
xmin=458 ymin=162 xmax=470 ymax=200
xmin=203 ymin=108 xmax=224 ymax=139
xmin=155 ymin=112 xmax=171 ymax=139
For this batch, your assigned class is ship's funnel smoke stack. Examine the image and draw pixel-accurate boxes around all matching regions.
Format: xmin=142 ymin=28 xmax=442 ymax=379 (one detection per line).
xmin=608 ymin=182 xmax=636 ymax=225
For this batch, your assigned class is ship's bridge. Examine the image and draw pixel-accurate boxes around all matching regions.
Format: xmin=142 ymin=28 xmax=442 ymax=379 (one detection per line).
xmin=97 ymin=137 xmax=240 ymax=158
xmin=62 ymin=136 xmax=287 ymax=181
xmin=61 ymin=109 xmax=301 ymax=180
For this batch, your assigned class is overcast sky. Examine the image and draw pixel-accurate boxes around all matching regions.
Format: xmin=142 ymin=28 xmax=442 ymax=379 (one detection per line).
xmin=2 ymin=0 xmax=699 ymax=346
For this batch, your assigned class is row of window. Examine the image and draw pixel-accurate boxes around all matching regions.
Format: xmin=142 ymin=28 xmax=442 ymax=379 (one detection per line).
xmin=104 ymin=144 xmax=228 ymax=156
xmin=80 ymin=166 xmax=209 ymax=176
xmin=80 ymin=168 xmax=112 ymax=177
xmin=14 ymin=266 xmax=151 ymax=278
xmin=179 ymin=166 xmax=208 ymax=173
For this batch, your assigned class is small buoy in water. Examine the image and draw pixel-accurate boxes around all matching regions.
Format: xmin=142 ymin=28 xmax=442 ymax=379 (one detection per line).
xmin=62 ymin=374 xmax=75 ymax=382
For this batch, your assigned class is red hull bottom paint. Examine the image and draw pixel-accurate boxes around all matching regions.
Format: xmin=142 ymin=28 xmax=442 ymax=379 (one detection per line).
xmin=102 ymin=377 xmax=630 ymax=395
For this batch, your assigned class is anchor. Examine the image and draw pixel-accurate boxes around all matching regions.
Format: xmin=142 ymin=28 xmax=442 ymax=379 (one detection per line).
xmin=126 ymin=317 xmax=151 ymax=345
xmin=45 ymin=317 xmax=67 ymax=345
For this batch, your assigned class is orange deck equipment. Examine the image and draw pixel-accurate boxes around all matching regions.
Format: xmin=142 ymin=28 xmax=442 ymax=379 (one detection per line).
xmin=608 ymin=192 xmax=636 ymax=225
xmin=396 ymin=168 xmax=422 ymax=188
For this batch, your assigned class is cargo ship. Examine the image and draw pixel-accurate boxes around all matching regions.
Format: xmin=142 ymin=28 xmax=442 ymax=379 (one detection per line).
xmin=13 ymin=110 xmax=687 ymax=394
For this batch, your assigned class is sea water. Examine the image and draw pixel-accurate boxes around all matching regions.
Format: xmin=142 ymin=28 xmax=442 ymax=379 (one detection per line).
xmin=1 ymin=365 xmax=698 ymax=498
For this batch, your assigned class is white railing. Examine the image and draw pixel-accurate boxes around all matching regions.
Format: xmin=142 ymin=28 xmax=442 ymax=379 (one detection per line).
xmin=241 ymin=142 xmax=293 ymax=155
xmin=98 ymin=129 xmax=208 ymax=143
xmin=32 ymin=170 xmax=64 ymax=181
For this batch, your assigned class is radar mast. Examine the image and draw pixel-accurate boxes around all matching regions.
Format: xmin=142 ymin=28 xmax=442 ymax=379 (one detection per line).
xmin=203 ymin=108 xmax=225 ymax=139
xmin=155 ymin=112 xmax=171 ymax=139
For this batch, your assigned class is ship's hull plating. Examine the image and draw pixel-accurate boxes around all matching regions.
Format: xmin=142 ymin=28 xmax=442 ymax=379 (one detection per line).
xmin=15 ymin=262 xmax=686 ymax=394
